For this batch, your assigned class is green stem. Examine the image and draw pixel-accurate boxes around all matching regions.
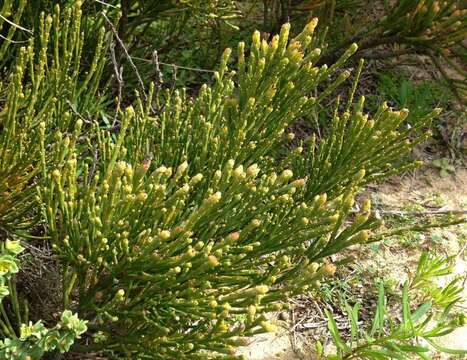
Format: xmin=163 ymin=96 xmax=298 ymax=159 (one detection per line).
xmin=64 ymin=270 xmax=77 ymax=309
xmin=0 ymin=303 xmax=16 ymax=338
xmin=8 ymin=277 xmax=21 ymax=325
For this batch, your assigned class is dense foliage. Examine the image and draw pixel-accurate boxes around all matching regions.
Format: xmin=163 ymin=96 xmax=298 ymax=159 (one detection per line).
xmin=0 ymin=1 xmax=465 ymax=359
xmin=316 ymin=0 xmax=467 ymax=103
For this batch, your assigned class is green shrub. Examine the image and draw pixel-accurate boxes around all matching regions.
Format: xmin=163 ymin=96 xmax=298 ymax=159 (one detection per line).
xmin=0 ymin=2 xmax=464 ymax=359
xmin=0 ymin=2 xmax=106 ymax=240
xmin=255 ymin=1 xmax=466 ymax=102
xmin=317 ymin=0 xmax=466 ymax=102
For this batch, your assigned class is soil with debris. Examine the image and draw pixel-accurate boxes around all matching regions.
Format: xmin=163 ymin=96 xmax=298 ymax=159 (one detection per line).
xmin=239 ymin=168 xmax=467 ymax=359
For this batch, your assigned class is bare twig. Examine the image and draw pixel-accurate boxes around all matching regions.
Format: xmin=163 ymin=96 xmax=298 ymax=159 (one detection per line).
xmin=430 ymin=53 xmax=465 ymax=105
xmin=109 ymin=40 xmax=123 ymax=126
xmin=290 ymin=308 xmax=297 ymax=352
xmin=66 ymin=100 xmax=94 ymax=124
xmin=88 ymin=145 xmax=99 ymax=185
xmin=77 ymin=123 xmax=121 ymax=145
xmin=0 ymin=34 xmax=30 ymax=43
xmin=152 ymin=50 xmax=164 ymax=88
xmin=94 ymin=0 xmax=118 ymax=8
xmin=171 ymin=63 xmax=178 ymax=94
xmin=152 ymin=50 xmax=164 ymax=112
xmin=0 ymin=14 xmax=33 ymax=34
xmin=117 ymin=0 xmax=131 ymax=53
xmin=313 ymin=300 xmax=325 ymax=318
xmin=102 ymin=12 xmax=148 ymax=101
xmin=298 ymin=318 xmax=362 ymax=331
xmin=131 ymin=55 xmax=216 ymax=74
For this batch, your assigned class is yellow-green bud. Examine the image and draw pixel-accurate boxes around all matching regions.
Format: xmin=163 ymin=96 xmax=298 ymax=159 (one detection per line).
xmin=280 ymin=169 xmax=293 ymax=181
xmin=233 ymin=165 xmax=246 ymax=179
xmin=303 ymin=18 xmax=318 ymax=35
xmin=159 ymin=230 xmax=171 ymax=240
xmin=252 ymin=31 xmax=261 ymax=48
xmin=291 ymin=178 xmax=306 ymax=187
xmin=316 ymin=193 xmax=327 ymax=206
xmin=155 ymin=165 xmax=168 ymax=175
xmin=254 ymin=285 xmax=269 ymax=295
xmin=116 ymin=289 xmax=125 ymax=300
xmin=323 ymin=263 xmax=336 ymax=276
xmin=136 ymin=192 xmax=147 ymax=202
xmin=356 ymin=169 xmax=366 ymax=181
xmin=125 ymin=106 xmax=135 ymax=118
xmin=246 ymin=164 xmax=260 ymax=177
xmin=261 ymin=321 xmax=277 ymax=333
xmin=345 ymin=197 xmax=355 ymax=208
xmin=190 ymin=173 xmax=203 ymax=184
xmin=307 ymin=262 xmax=319 ymax=273
xmin=51 ymin=169 xmax=61 ymax=181
xmin=355 ymin=230 xmax=370 ymax=242
xmin=206 ymin=192 xmax=222 ymax=205
xmin=176 ymin=161 xmax=188 ymax=176
xmin=251 ymin=219 xmax=261 ymax=227
xmin=208 ymin=255 xmax=219 ymax=267
xmin=186 ymin=247 xmax=196 ymax=257
xmin=362 ymin=199 xmax=371 ymax=212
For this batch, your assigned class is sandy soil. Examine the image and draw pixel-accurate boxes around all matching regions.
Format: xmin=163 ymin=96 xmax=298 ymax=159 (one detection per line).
xmin=239 ymin=168 xmax=467 ymax=359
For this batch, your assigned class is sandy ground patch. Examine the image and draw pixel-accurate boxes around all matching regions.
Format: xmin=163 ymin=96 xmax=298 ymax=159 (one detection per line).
xmin=241 ymin=168 xmax=466 ymax=359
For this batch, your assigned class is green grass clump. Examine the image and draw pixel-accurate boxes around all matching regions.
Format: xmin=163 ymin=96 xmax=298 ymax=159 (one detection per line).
xmin=320 ymin=252 xmax=466 ymax=360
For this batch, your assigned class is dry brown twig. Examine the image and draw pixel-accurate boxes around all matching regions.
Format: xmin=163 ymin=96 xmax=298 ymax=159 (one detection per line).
xmin=109 ymin=40 xmax=123 ymax=126
xmin=102 ymin=12 xmax=148 ymax=102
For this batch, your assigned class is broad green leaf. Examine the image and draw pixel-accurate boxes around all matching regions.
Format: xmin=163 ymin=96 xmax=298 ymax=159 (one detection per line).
xmin=0 ymin=255 xmax=19 ymax=275
xmin=410 ymin=301 xmax=432 ymax=323
xmin=325 ymin=309 xmax=349 ymax=353
xmin=4 ymin=239 xmax=25 ymax=255
xmin=371 ymin=283 xmax=386 ymax=336
xmin=315 ymin=340 xmax=323 ymax=358
xmin=396 ymin=344 xmax=430 ymax=353
xmin=344 ymin=302 xmax=360 ymax=343
xmin=401 ymin=282 xmax=412 ymax=331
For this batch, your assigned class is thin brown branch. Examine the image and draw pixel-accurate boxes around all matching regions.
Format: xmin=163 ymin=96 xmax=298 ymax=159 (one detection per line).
xmin=0 ymin=14 xmax=33 ymax=34
xmin=109 ymin=40 xmax=123 ymax=126
xmin=130 ymin=55 xmax=216 ymax=74
xmin=151 ymin=50 xmax=163 ymax=112
xmin=430 ymin=53 xmax=465 ymax=105
xmin=102 ymin=12 xmax=148 ymax=102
